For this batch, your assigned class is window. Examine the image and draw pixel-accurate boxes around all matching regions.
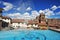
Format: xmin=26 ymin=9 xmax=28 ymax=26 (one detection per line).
xmin=18 ymin=22 xmax=20 ymax=24
xmin=42 ymin=17 xmax=44 ymax=19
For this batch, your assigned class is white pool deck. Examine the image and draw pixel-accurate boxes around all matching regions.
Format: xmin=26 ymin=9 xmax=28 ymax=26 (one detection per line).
xmin=49 ymin=27 xmax=60 ymax=32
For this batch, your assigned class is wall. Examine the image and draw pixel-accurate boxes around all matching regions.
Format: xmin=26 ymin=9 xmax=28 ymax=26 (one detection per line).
xmin=2 ymin=19 xmax=11 ymax=24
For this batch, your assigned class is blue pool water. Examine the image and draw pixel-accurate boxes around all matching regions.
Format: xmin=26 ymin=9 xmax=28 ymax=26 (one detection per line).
xmin=0 ymin=30 xmax=60 ymax=40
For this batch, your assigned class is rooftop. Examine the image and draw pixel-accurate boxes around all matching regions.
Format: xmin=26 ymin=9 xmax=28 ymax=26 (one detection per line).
xmin=12 ymin=19 xmax=25 ymax=23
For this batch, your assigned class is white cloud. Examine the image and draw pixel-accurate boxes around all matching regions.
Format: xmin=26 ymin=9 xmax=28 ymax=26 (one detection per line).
xmin=23 ymin=12 xmax=30 ymax=16
xmin=7 ymin=10 xmax=40 ymax=20
xmin=7 ymin=8 xmax=55 ymax=19
xmin=31 ymin=10 xmax=39 ymax=19
xmin=31 ymin=10 xmax=39 ymax=16
xmin=3 ymin=2 xmax=13 ymax=11
xmin=16 ymin=0 xmax=33 ymax=12
xmin=6 ymin=5 xmax=60 ymax=19
xmin=16 ymin=3 xmax=28 ymax=12
xmin=22 ymin=11 xmax=39 ymax=20
xmin=39 ymin=10 xmax=44 ymax=13
xmin=7 ymin=13 xmax=21 ymax=17
xmin=51 ymin=5 xmax=60 ymax=11
xmin=23 ymin=12 xmax=31 ymax=20
xmin=44 ymin=9 xmax=54 ymax=16
xmin=0 ymin=1 xmax=1 ymax=4
xmin=58 ymin=6 xmax=60 ymax=8
xmin=50 ymin=5 xmax=60 ymax=16
xmin=7 ymin=13 xmax=21 ymax=19
xmin=56 ymin=12 xmax=60 ymax=15
xmin=51 ymin=5 xmax=57 ymax=10
xmin=26 ymin=7 xmax=32 ymax=11
xmin=7 ymin=12 xmax=31 ymax=20
xmin=39 ymin=9 xmax=55 ymax=18
xmin=17 ymin=7 xmax=21 ymax=11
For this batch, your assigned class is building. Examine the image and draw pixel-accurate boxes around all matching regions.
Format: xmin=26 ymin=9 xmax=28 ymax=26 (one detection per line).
xmin=7 ymin=13 xmax=60 ymax=30
xmin=0 ymin=8 xmax=11 ymax=30
xmin=11 ymin=19 xmax=26 ymax=29
xmin=28 ymin=20 xmax=38 ymax=28
xmin=36 ymin=13 xmax=48 ymax=30
xmin=2 ymin=16 xmax=11 ymax=28
xmin=0 ymin=8 xmax=3 ymax=30
xmin=0 ymin=8 xmax=60 ymax=30
xmin=11 ymin=13 xmax=48 ymax=30
xmin=11 ymin=19 xmax=39 ymax=29
xmin=47 ymin=19 xmax=60 ymax=29
xmin=2 ymin=16 xmax=11 ymax=24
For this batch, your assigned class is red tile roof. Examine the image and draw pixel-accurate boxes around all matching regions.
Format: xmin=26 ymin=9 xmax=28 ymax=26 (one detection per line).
xmin=38 ymin=23 xmax=47 ymax=26
xmin=12 ymin=19 xmax=25 ymax=23
xmin=28 ymin=20 xmax=34 ymax=24
xmin=48 ymin=24 xmax=58 ymax=27
xmin=28 ymin=20 xmax=39 ymax=24
xmin=2 ymin=16 xmax=11 ymax=19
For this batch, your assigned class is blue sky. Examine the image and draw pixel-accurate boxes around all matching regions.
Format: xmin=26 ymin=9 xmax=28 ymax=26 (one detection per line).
xmin=0 ymin=0 xmax=60 ymax=19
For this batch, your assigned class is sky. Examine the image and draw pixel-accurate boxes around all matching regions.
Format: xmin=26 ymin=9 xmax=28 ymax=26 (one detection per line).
xmin=0 ymin=0 xmax=60 ymax=20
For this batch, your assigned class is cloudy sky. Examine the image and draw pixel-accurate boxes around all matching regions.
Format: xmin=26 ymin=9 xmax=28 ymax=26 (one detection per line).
xmin=0 ymin=0 xmax=60 ymax=20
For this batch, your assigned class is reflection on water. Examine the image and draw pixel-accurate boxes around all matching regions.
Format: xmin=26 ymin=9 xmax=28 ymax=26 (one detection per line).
xmin=0 ymin=30 xmax=60 ymax=40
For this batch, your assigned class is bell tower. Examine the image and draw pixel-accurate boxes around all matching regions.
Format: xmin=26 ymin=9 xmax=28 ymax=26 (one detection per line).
xmin=38 ymin=13 xmax=48 ymax=30
xmin=0 ymin=8 xmax=3 ymax=30
xmin=39 ymin=13 xmax=46 ymax=23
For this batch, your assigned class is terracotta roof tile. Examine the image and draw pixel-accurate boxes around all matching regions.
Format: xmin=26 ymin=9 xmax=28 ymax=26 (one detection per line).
xmin=38 ymin=23 xmax=47 ymax=26
xmin=12 ymin=19 xmax=25 ymax=23
xmin=28 ymin=20 xmax=33 ymax=24
xmin=48 ymin=24 xmax=58 ymax=27
xmin=2 ymin=16 xmax=11 ymax=19
xmin=28 ymin=20 xmax=39 ymax=24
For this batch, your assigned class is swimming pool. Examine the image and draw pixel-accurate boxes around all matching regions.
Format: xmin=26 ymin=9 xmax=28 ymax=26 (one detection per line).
xmin=0 ymin=30 xmax=60 ymax=40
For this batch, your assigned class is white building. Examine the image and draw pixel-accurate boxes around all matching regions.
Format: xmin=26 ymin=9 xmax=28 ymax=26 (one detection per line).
xmin=11 ymin=19 xmax=39 ymax=29
xmin=2 ymin=16 xmax=11 ymax=24
xmin=2 ymin=16 xmax=11 ymax=27
xmin=11 ymin=19 xmax=27 ymax=29
xmin=28 ymin=20 xmax=38 ymax=28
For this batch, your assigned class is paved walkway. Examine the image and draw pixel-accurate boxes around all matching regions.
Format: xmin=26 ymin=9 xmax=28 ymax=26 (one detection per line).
xmin=49 ymin=27 xmax=60 ymax=32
